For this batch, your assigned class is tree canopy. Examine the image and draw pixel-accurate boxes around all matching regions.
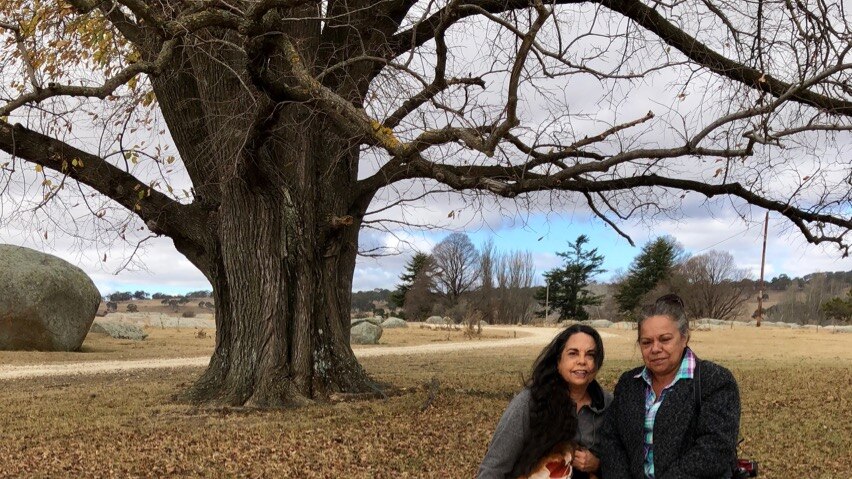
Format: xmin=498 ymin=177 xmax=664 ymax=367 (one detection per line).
xmin=0 ymin=0 xmax=850 ymax=407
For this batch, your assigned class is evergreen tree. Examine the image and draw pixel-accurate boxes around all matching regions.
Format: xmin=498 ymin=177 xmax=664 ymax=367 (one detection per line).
xmin=821 ymin=289 xmax=852 ymax=324
xmin=535 ymin=235 xmax=605 ymax=321
xmin=389 ymin=253 xmax=433 ymax=308
xmin=615 ymin=236 xmax=682 ymax=317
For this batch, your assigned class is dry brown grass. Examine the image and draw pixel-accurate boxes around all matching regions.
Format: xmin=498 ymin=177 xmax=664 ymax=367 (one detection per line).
xmin=0 ymin=328 xmax=849 ymax=478
xmin=0 ymin=328 xmax=216 ymax=366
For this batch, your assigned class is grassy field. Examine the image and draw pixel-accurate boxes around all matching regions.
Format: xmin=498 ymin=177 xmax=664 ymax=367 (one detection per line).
xmin=0 ymin=327 xmax=849 ymax=478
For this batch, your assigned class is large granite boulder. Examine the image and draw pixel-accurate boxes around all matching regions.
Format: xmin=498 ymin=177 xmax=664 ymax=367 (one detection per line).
xmin=351 ymin=321 xmax=383 ymax=344
xmin=382 ymin=317 xmax=408 ymax=328
xmin=89 ymin=320 xmax=148 ymax=341
xmin=425 ymin=315 xmax=451 ymax=325
xmin=0 ymin=245 xmax=101 ymax=351
xmin=587 ymin=319 xmax=613 ymax=329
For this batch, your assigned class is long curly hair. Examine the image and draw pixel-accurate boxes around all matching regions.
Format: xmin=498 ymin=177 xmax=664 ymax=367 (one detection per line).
xmin=514 ymin=324 xmax=605 ymax=475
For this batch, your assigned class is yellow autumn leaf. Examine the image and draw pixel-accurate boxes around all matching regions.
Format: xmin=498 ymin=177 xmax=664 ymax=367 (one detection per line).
xmin=141 ymin=91 xmax=156 ymax=107
xmin=35 ymin=164 xmax=43 ymax=172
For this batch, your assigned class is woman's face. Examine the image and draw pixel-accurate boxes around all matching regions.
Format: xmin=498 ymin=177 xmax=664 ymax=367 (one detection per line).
xmin=639 ymin=314 xmax=689 ymax=380
xmin=557 ymin=332 xmax=598 ymax=389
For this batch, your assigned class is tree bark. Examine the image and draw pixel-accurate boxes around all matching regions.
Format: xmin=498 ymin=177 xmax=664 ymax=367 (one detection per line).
xmin=178 ymin=179 xmax=376 ymax=407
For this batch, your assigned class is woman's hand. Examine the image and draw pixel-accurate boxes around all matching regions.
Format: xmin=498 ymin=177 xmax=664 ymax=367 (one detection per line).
xmin=571 ymin=448 xmax=600 ymax=473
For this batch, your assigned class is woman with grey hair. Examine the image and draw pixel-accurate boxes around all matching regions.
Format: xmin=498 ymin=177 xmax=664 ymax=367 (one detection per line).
xmin=600 ymin=293 xmax=741 ymax=478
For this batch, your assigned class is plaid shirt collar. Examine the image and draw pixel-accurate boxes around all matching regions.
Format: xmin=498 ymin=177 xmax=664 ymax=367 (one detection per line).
xmin=634 ymin=347 xmax=696 ymax=387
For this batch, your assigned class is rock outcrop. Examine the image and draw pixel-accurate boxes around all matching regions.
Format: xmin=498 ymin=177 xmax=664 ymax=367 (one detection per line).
xmin=0 ymin=245 xmax=101 ymax=351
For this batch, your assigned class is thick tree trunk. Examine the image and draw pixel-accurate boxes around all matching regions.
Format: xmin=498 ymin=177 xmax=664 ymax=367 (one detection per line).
xmin=148 ymin=26 xmax=379 ymax=407
xmin=157 ymin=106 xmax=376 ymax=406
xmin=179 ymin=171 xmax=375 ymax=408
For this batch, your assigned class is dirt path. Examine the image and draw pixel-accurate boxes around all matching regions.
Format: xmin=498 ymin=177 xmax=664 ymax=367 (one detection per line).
xmin=0 ymin=326 xmax=615 ymax=380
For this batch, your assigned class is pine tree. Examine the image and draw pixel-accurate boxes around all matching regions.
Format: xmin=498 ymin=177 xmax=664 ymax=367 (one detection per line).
xmin=389 ymin=253 xmax=433 ymax=308
xmin=535 ymin=235 xmax=605 ymax=321
xmin=615 ymin=236 xmax=682 ymax=317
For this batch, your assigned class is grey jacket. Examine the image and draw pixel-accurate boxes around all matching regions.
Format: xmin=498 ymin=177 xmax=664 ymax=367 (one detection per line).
xmin=600 ymin=359 xmax=740 ymax=479
xmin=477 ymin=380 xmax=613 ymax=479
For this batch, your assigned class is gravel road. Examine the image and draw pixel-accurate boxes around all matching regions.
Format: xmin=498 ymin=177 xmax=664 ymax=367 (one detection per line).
xmin=0 ymin=326 xmax=618 ymax=380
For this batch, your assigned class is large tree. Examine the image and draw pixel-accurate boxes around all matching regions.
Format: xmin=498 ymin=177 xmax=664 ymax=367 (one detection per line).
xmin=431 ymin=232 xmax=480 ymax=305
xmin=615 ymin=236 xmax=683 ymax=316
xmin=536 ymin=235 xmax=605 ymax=321
xmin=674 ymin=250 xmax=752 ymax=321
xmin=0 ymin=1 xmax=850 ymax=407
xmin=388 ymin=251 xmax=432 ymax=308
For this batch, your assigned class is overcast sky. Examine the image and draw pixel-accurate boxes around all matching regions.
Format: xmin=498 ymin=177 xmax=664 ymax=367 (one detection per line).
xmin=2 ymin=197 xmax=847 ymax=296
xmin=0 ymin=2 xmax=849 ymax=296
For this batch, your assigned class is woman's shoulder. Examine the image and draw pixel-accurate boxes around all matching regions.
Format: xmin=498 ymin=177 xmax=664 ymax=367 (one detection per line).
xmin=697 ymin=359 xmax=736 ymax=383
xmin=696 ymin=359 xmax=739 ymax=396
xmin=606 ymin=366 xmax=645 ymax=401
xmin=505 ymin=387 xmax=533 ymax=412
xmin=615 ymin=365 xmax=645 ymax=384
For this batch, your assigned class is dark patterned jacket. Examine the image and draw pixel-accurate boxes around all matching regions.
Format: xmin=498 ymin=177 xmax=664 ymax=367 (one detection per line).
xmin=600 ymin=359 xmax=740 ymax=479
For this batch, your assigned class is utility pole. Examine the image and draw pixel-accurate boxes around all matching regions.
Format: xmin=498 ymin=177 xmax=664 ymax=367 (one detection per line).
xmin=756 ymin=211 xmax=769 ymax=327
xmin=545 ymin=281 xmax=549 ymax=321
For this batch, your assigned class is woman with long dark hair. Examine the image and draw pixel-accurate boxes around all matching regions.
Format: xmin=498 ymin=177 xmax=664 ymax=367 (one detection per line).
xmin=478 ymin=324 xmax=612 ymax=479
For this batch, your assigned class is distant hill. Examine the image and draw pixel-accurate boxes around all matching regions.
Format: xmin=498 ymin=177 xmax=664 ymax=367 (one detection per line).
xmin=351 ymin=289 xmax=393 ymax=312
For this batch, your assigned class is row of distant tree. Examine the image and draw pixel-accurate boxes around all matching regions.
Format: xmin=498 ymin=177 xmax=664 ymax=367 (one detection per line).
xmin=545 ymin=235 xmax=852 ymax=324
xmin=366 ymin=234 xmax=852 ymax=325
xmin=382 ymin=233 xmax=538 ymax=323
xmin=105 ymin=290 xmax=212 ymax=302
